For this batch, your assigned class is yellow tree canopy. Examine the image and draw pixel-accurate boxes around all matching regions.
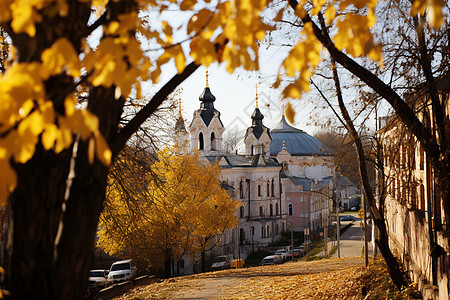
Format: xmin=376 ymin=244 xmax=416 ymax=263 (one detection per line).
xmin=98 ymin=148 xmax=239 ymax=270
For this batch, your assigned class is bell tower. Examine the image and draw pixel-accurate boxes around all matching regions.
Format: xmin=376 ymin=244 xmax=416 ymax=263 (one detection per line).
xmin=244 ymin=85 xmax=271 ymax=157
xmin=189 ymin=70 xmax=224 ymax=155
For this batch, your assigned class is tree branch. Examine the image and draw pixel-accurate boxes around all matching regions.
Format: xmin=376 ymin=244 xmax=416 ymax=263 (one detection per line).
xmin=111 ymin=62 xmax=200 ymax=156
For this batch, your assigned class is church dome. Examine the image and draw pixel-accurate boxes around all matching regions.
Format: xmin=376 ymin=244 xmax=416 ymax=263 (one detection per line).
xmin=270 ymin=115 xmax=330 ymax=156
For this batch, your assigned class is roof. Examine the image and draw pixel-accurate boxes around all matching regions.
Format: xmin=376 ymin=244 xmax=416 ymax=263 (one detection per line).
xmin=205 ymin=154 xmax=280 ymax=168
xmin=270 ymin=116 xmax=331 ymax=156
xmin=197 ymin=86 xmax=223 ymax=127
xmin=286 ymin=176 xmax=312 ymax=191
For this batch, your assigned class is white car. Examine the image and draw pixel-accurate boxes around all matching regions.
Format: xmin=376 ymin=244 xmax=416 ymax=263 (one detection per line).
xmin=274 ymin=249 xmax=288 ymax=261
xmin=88 ymin=269 xmax=108 ymax=289
xmin=261 ymin=255 xmax=283 ymax=265
xmin=107 ymin=259 xmax=137 ymax=285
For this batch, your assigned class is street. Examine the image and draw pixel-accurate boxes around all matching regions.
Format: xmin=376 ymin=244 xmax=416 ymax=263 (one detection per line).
xmin=332 ymin=216 xmax=372 ymax=259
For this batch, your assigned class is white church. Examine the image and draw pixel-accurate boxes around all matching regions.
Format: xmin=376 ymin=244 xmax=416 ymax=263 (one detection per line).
xmin=174 ymin=74 xmax=336 ymax=261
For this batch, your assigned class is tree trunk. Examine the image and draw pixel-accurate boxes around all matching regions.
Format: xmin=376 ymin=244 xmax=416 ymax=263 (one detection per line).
xmin=330 ymin=58 xmax=407 ymax=289
xmin=5 ymin=140 xmax=108 ymax=299
xmin=164 ymin=249 xmax=172 ymax=278
xmin=374 ymin=218 xmax=407 ymax=288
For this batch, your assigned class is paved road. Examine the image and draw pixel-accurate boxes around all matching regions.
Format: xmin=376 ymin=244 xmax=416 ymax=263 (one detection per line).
xmin=117 ymin=258 xmax=365 ymax=299
xmin=332 ymin=217 xmax=372 ymax=258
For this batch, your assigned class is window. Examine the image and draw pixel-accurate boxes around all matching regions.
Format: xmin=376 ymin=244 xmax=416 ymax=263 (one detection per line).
xmin=419 ymin=145 xmax=424 ymax=170
xmin=199 ymin=132 xmax=204 ymax=150
xmin=239 ymin=206 xmax=245 ymax=218
xmin=276 ymin=203 xmax=279 ymax=215
xmin=271 ymin=179 xmax=275 ymax=197
xmin=251 ymin=145 xmax=254 ymax=155
xmin=259 ymin=206 xmax=264 ymax=217
xmin=270 ymin=204 xmax=273 ymax=216
xmin=210 ymin=132 xmax=216 ymax=150
xmin=288 ymin=203 xmax=293 ymax=216
xmin=239 ymin=180 xmax=244 ymax=198
xmin=267 ymin=225 xmax=270 ymax=237
xmin=420 ymin=184 xmax=425 ymax=212
xmin=267 ymin=181 xmax=270 ymax=196
xmin=280 ymin=183 xmax=282 ymax=194
xmin=258 ymin=185 xmax=261 ymax=196
xmin=300 ymin=213 xmax=305 ymax=217
xmin=261 ymin=226 xmax=265 ymax=238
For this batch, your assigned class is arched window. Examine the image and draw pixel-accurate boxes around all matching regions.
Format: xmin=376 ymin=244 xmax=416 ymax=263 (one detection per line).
xmin=239 ymin=206 xmax=245 ymax=218
xmin=270 ymin=204 xmax=273 ymax=216
xmin=210 ymin=132 xmax=216 ymax=150
xmin=261 ymin=226 xmax=265 ymax=238
xmin=199 ymin=132 xmax=204 ymax=150
xmin=259 ymin=206 xmax=264 ymax=217
xmin=276 ymin=203 xmax=279 ymax=216
xmin=267 ymin=225 xmax=270 ymax=237
xmin=239 ymin=180 xmax=244 ymax=198
xmin=271 ymin=179 xmax=275 ymax=197
xmin=288 ymin=203 xmax=293 ymax=216
xmin=267 ymin=181 xmax=270 ymax=196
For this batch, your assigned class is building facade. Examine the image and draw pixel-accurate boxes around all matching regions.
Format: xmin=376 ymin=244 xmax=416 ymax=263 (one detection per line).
xmin=378 ymin=81 xmax=449 ymax=299
xmin=176 ymin=76 xmax=335 ymax=260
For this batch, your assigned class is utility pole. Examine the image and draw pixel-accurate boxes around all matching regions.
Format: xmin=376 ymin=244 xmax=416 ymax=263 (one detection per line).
xmin=291 ymin=226 xmax=294 ymax=261
xmin=363 ymin=193 xmax=369 ymax=267
xmin=336 ymin=199 xmax=340 ymax=258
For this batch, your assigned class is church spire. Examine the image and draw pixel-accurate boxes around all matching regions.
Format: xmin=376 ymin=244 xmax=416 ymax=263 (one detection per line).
xmin=255 ymin=83 xmax=259 ymax=109
xmin=199 ymin=69 xmax=216 ymax=106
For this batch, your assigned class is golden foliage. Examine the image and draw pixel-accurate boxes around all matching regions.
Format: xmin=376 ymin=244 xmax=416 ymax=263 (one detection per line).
xmin=98 ymin=148 xmax=239 ymax=270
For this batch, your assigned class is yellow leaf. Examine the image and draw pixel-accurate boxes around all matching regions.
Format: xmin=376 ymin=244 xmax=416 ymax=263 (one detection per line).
xmin=95 ymin=132 xmax=111 ymax=166
xmin=64 ymin=97 xmax=76 ymax=116
xmin=10 ymin=1 xmax=42 ymax=37
xmin=88 ymin=137 xmax=95 ymax=165
xmin=173 ymin=46 xmax=186 ymax=74
xmin=41 ymin=38 xmax=81 ymax=77
xmin=18 ymin=111 xmax=44 ymax=137
xmin=180 ymin=0 xmax=197 ymax=11
xmin=324 ymin=5 xmax=335 ymax=25
xmin=42 ymin=124 xmax=58 ymax=150
xmin=285 ymin=102 xmax=295 ymax=124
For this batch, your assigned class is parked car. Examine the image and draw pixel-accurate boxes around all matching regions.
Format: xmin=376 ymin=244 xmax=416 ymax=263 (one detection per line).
xmin=340 ymin=215 xmax=356 ymax=221
xmin=211 ymin=255 xmax=232 ymax=271
xmin=292 ymin=248 xmax=301 ymax=257
xmin=107 ymin=259 xmax=137 ymax=285
xmin=88 ymin=269 xmax=108 ymax=289
xmin=274 ymin=249 xmax=288 ymax=261
xmin=230 ymin=258 xmax=245 ymax=268
xmin=261 ymin=255 xmax=282 ymax=266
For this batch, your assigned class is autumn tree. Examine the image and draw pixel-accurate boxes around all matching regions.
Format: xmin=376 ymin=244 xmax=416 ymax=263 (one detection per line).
xmin=98 ymin=148 xmax=238 ymax=278
xmin=0 ymin=0 xmax=446 ymax=298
